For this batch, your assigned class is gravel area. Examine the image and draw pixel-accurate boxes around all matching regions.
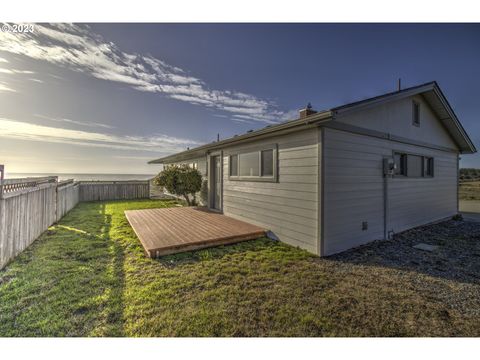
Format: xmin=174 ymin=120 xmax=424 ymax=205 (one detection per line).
xmin=330 ymin=219 xmax=480 ymax=317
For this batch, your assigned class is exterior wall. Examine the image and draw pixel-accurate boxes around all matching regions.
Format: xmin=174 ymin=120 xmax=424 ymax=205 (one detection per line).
xmin=323 ymin=127 xmax=458 ymax=256
xmin=336 ymin=94 xmax=458 ymax=150
xmin=221 ymin=128 xmax=321 ymax=254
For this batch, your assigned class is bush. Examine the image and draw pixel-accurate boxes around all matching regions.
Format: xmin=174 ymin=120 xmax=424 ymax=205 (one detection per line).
xmin=153 ymin=165 xmax=203 ymax=206
xmin=452 ymin=214 xmax=463 ymax=221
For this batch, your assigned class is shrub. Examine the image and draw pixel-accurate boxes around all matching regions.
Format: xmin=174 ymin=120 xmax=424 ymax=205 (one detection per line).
xmin=153 ymin=165 xmax=203 ymax=206
xmin=452 ymin=214 xmax=463 ymax=221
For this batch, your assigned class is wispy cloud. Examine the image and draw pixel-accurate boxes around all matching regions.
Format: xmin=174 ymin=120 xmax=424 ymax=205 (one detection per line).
xmin=0 ymin=82 xmax=16 ymax=92
xmin=0 ymin=67 xmax=34 ymax=74
xmin=34 ymin=114 xmax=115 ymax=129
xmin=0 ymin=23 xmax=288 ymax=123
xmin=29 ymin=78 xmax=43 ymax=83
xmin=0 ymin=118 xmax=201 ymax=153
xmin=0 ymin=57 xmax=8 ymax=63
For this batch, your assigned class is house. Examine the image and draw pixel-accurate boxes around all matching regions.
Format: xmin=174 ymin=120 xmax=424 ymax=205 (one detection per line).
xmin=149 ymin=81 xmax=476 ymax=256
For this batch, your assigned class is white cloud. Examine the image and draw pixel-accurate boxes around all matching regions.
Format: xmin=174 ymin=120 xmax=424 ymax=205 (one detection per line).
xmin=0 ymin=118 xmax=201 ymax=153
xmin=34 ymin=114 xmax=115 ymax=129
xmin=29 ymin=78 xmax=43 ymax=83
xmin=0 ymin=67 xmax=34 ymax=74
xmin=15 ymin=69 xmax=34 ymax=74
xmin=0 ymin=82 xmax=16 ymax=92
xmin=0 ymin=57 xmax=8 ymax=63
xmin=0 ymin=23 xmax=287 ymax=123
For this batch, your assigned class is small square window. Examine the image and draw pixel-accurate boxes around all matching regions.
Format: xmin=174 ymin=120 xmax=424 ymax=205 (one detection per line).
xmin=412 ymin=101 xmax=420 ymax=127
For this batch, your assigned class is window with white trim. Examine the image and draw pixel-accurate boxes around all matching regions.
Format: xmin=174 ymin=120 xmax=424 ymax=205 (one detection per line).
xmin=229 ymin=146 xmax=277 ymax=182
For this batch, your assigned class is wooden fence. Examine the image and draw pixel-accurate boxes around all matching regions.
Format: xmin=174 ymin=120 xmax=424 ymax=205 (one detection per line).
xmin=56 ymin=180 xmax=80 ymax=222
xmin=0 ymin=177 xmax=58 ymax=269
xmin=79 ymin=180 xmax=150 ymax=202
xmin=0 ymin=177 xmax=150 ymax=269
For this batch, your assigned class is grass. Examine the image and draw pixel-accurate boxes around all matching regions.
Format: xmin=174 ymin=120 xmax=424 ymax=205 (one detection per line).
xmin=460 ymin=181 xmax=480 ymax=200
xmin=0 ymin=199 xmax=479 ymax=336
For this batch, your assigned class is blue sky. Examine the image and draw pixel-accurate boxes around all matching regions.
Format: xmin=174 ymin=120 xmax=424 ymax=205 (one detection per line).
xmin=0 ymin=23 xmax=479 ymax=174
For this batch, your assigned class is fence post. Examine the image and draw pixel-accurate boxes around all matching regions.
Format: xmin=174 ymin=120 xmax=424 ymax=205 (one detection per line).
xmin=0 ymin=180 xmax=6 ymax=268
xmin=54 ymin=177 xmax=59 ymax=223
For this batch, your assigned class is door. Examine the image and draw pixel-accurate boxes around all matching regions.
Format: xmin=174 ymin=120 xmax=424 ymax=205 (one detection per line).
xmin=211 ymin=155 xmax=222 ymax=211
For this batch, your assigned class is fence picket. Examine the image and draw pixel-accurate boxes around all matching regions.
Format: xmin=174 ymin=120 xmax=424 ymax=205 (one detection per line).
xmin=0 ymin=178 xmax=150 ymax=269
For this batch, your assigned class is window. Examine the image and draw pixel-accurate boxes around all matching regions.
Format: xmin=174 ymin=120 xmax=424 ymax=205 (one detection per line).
xmin=407 ymin=154 xmax=423 ymax=177
xmin=412 ymin=101 xmax=420 ymax=127
xmin=239 ymin=151 xmax=260 ymax=176
xmin=261 ymin=149 xmax=274 ymax=176
xmin=188 ymin=162 xmax=198 ymax=169
xmin=394 ymin=152 xmax=434 ymax=178
xmin=229 ymin=146 xmax=277 ymax=181
xmin=425 ymin=157 xmax=434 ymax=177
xmin=229 ymin=155 xmax=238 ymax=176
xmin=394 ymin=153 xmax=407 ymax=176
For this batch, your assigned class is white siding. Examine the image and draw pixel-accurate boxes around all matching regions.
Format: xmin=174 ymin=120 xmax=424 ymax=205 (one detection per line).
xmin=323 ymin=127 xmax=458 ymax=256
xmin=221 ymin=129 xmax=320 ymax=254
xmin=336 ymin=94 xmax=458 ymax=150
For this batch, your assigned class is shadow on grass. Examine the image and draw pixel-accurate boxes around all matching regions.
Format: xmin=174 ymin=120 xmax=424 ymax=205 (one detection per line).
xmin=326 ymin=220 xmax=480 ymax=285
xmin=0 ymin=202 xmax=126 ymax=337
xmin=156 ymin=237 xmax=278 ymax=268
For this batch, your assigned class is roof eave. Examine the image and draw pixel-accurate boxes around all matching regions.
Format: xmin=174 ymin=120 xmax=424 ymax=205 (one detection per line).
xmin=148 ymin=110 xmax=333 ymax=164
xmin=332 ymin=81 xmax=476 ymax=154
xmin=431 ymin=86 xmax=477 ymax=154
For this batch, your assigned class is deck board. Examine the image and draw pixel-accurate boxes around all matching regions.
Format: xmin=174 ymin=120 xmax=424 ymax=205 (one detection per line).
xmin=125 ymin=207 xmax=266 ymax=257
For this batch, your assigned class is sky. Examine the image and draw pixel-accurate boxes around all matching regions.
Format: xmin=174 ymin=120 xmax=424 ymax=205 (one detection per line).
xmin=0 ymin=23 xmax=479 ymax=175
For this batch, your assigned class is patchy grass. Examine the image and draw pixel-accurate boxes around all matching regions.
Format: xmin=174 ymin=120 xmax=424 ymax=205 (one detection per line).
xmin=1 ymin=199 xmax=479 ymax=336
xmin=460 ymin=181 xmax=480 ymax=200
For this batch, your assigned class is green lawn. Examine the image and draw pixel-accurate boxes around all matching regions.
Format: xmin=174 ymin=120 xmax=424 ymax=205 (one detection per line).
xmin=0 ymin=199 xmax=478 ymax=336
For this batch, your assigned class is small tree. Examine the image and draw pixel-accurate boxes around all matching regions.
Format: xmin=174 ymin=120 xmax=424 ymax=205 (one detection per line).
xmin=153 ymin=164 xmax=202 ymax=206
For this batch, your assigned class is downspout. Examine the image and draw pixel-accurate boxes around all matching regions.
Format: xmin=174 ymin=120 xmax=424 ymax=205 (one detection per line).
xmin=383 ymin=157 xmax=394 ymax=240
xmin=457 ymin=153 xmax=460 ymax=214
xmin=383 ymin=166 xmax=388 ymax=240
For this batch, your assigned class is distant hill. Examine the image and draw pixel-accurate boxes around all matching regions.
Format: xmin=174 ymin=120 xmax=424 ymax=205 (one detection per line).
xmin=460 ymin=168 xmax=480 ymax=182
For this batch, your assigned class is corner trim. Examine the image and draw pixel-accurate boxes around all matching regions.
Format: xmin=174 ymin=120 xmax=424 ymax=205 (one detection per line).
xmin=320 ymin=127 xmax=326 ymax=257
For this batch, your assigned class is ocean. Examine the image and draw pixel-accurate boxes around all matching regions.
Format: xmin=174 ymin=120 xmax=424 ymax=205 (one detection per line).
xmin=5 ymin=173 xmax=156 ymax=181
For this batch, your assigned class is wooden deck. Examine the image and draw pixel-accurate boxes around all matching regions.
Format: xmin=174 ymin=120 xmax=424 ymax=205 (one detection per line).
xmin=125 ymin=207 xmax=266 ymax=257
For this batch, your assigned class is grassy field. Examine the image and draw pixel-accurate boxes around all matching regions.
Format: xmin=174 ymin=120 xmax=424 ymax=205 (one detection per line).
xmin=0 ymin=199 xmax=479 ymax=336
xmin=460 ymin=181 xmax=480 ymax=200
